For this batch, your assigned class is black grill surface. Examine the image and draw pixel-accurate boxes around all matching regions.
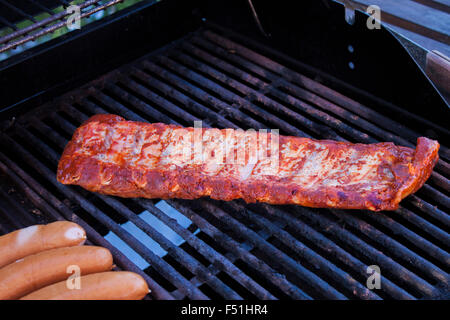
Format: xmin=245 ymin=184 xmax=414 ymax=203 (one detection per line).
xmin=0 ymin=28 xmax=449 ymax=300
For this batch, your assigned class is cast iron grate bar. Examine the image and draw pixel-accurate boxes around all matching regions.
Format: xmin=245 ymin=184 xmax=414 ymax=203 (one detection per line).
xmin=0 ymin=0 xmax=128 ymax=54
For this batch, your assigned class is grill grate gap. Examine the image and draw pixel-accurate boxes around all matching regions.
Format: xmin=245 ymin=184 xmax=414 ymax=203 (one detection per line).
xmin=196 ymin=283 xmax=222 ymax=300
xmin=195 ymin=231 xmax=232 ymax=257
xmin=273 ymin=86 xmax=384 ymax=143
xmin=265 ymin=236 xmax=360 ymax=299
xmin=72 ymin=102 xmax=96 ymax=117
xmin=41 ymin=116 xmax=74 ymax=142
xmin=416 ymin=188 xmax=450 ymax=212
xmin=123 ymin=73 xmax=207 ymax=124
xmin=11 ymin=131 xmax=57 ymax=172
xmin=328 ymin=212 xmax=442 ymax=282
xmin=162 ymin=254 xmax=195 ymax=280
xmin=122 ymin=75 xmax=192 ymax=126
xmin=356 ymin=211 xmax=450 ymax=278
xmin=382 ymin=209 xmax=450 ymax=259
xmin=99 ymin=86 xmax=162 ymax=124
xmin=163 ymin=53 xmax=247 ymax=99
xmin=144 ymin=265 xmax=178 ymax=293
xmin=248 ymin=205 xmax=370 ymax=283
xmin=407 ymin=198 xmax=450 ymax=229
xmin=149 ymin=59 xmax=236 ymax=107
xmin=236 ymin=203 xmax=386 ymax=299
xmin=247 ymin=241 xmax=319 ymax=299
xmin=233 ymin=259 xmax=289 ymax=300
xmin=178 ymin=46 xmax=263 ymax=92
xmin=263 ymin=91 xmax=360 ymax=142
xmin=180 ymin=201 xmax=249 ymax=245
xmin=134 ymin=65 xmax=243 ymax=129
xmin=189 ymin=37 xmax=275 ymax=83
xmin=279 ymin=222 xmax=386 ymax=296
xmin=2 ymin=136 xmax=112 ymax=236
xmin=143 ymin=59 xmax=243 ymax=112
xmin=178 ymin=240 xmax=213 ymax=269
xmin=215 ymin=271 xmax=257 ymax=300
xmin=108 ymin=81 xmax=177 ymax=125
xmin=86 ymin=95 xmax=123 ymax=117
xmin=83 ymin=195 xmax=130 ymax=226
xmin=226 ymin=105 xmax=288 ymax=134
xmin=250 ymin=98 xmax=327 ymax=139
xmin=26 ymin=125 xmax=63 ymax=157
xmin=289 ymin=207 xmax=426 ymax=299
xmin=54 ymin=109 xmax=81 ymax=128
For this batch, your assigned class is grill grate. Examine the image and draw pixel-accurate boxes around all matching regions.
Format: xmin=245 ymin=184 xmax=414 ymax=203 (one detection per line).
xmin=0 ymin=28 xmax=449 ymax=300
xmin=0 ymin=0 xmax=147 ymax=57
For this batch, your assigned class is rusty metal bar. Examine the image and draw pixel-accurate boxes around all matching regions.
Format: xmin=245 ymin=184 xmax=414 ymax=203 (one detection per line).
xmin=0 ymin=0 xmax=123 ymax=53
xmin=0 ymin=0 xmax=103 ymax=45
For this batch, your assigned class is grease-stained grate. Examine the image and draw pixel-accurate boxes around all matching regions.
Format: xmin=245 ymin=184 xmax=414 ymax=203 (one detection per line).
xmin=0 ymin=0 xmax=147 ymax=58
xmin=0 ymin=28 xmax=449 ymax=300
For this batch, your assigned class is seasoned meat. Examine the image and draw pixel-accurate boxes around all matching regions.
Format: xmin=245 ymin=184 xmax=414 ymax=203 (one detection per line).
xmin=57 ymin=114 xmax=439 ymax=211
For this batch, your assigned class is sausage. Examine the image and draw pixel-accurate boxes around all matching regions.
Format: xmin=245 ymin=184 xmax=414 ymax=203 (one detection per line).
xmin=21 ymin=271 xmax=149 ymax=300
xmin=0 ymin=221 xmax=86 ymax=269
xmin=0 ymin=246 xmax=113 ymax=300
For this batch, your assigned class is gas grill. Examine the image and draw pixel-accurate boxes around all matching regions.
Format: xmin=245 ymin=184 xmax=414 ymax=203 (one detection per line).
xmin=0 ymin=0 xmax=449 ymax=300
